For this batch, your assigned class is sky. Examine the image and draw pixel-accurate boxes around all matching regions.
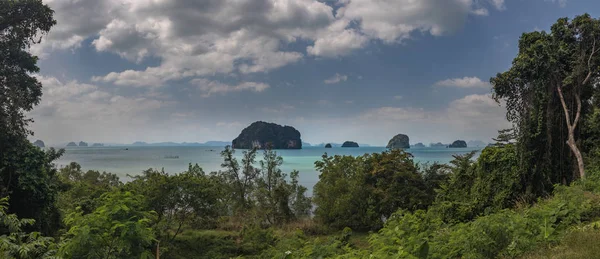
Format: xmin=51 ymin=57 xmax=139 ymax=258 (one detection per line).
xmin=28 ymin=0 xmax=600 ymax=146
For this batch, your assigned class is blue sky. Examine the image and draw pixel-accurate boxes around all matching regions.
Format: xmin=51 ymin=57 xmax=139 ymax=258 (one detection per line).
xmin=29 ymin=0 xmax=600 ymax=146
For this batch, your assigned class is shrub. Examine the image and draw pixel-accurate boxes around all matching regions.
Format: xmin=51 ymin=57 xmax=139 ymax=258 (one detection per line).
xmin=167 ymin=230 xmax=238 ymax=259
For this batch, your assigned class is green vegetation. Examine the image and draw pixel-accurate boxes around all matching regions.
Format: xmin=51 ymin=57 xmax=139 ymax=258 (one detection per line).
xmin=1 ymin=1 xmax=600 ymax=258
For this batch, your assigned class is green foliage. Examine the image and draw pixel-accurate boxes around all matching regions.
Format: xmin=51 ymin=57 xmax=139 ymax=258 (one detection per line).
xmin=0 ymin=1 xmax=58 ymax=235
xmin=0 ymin=139 xmax=64 ymax=235
xmin=523 ymin=227 xmax=600 ymax=259
xmin=125 ymin=165 xmax=224 ymax=256
xmin=58 ymin=162 xmax=121 ymax=215
xmin=216 ymin=147 xmax=311 ymax=228
xmin=59 ymin=191 xmax=155 ymax=259
xmin=240 ymin=224 xmax=277 ymax=255
xmin=255 ymin=149 xmax=312 ymax=226
xmin=434 ymin=145 xmax=522 ymax=223
xmin=0 ymin=0 xmax=56 ymax=140
xmin=492 ymin=13 xmax=600 ymax=185
xmin=167 ymin=230 xmax=238 ymax=259
xmin=0 ymin=197 xmax=57 ymax=259
xmin=313 ymin=149 xmax=433 ymax=230
xmin=255 ymin=228 xmax=362 ymax=259
xmin=366 ymin=180 xmax=600 ymax=259
xmin=219 ymin=146 xmax=261 ymax=213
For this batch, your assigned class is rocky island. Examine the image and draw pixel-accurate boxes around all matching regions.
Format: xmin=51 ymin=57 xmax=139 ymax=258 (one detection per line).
xmin=79 ymin=141 xmax=88 ymax=147
xmin=33 ymin=140 xmax=45 ymax=148
xmin=232 ymin=121 xmax=302 ymax=149
xmin=412 ymin=142 xmax=426 ymax=148
xmin=449 ymin=140 xmax=467 ymax=148
xmin=66 ymin=142 xmax=77 ymax=147
xmin=341 ymin=141 xmax=359 ymax=148
xmin=430 ymin=142 xmax=447 ymax=148
xmin=386 ymin=134 xmax=410 ymax=149
xmin=325 ymin=143 xmax=332 ymax=148
xmin=92 ymin=143 xmax=104 ymax=147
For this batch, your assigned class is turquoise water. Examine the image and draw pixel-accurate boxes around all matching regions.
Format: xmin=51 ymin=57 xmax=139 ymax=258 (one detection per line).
xmin=54 ymin=146 xmax=482 ymax=194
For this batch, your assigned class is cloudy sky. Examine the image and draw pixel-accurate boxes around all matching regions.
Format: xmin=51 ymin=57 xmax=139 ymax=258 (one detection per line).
xmin=29 ymin=0 xmax=599 ymax=146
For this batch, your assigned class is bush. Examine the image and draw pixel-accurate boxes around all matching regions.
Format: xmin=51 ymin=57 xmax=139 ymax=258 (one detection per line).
xmin=240 ymin=225 xmax=277 ymax=255
xmin=167 ymin=230 xmax=238 ymax=259
xmin=313 ymin=149 xmax=432 ymax=231
xmin=367 ymin=180 xmax=600 ymax=259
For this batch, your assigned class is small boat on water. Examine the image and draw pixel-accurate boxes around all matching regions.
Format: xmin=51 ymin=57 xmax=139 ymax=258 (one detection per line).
xmin=164 ymin=155 xmax=179 ymax=159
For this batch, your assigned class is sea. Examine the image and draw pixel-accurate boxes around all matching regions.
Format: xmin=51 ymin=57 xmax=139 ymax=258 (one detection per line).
xmin=54 ymin=146 xmax=482 ymax=194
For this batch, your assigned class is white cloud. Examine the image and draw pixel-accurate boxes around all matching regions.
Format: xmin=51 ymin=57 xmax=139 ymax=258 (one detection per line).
xmin=471 ymin=8 xmax=489 ymax=16
xmin=434 ymin=76 xmax=491 ymax=88
xmin=260 ymin=104 xmax=295 ymax=113
xmin=307 ymin=18 xmax=368 ymax=57
xmin=348 ymin=94 xmax=509 ymax=144
xmin=545 ymin=0 xmax=567 ymax=7
xmin=281 ymin=94 xmax=507 ymax=145
xmin=359 ymin=107 xmax=428 ymax=121
xmin=324 ymin=73 xmax=348 ymax=84
xmin=29 ymin=76 xmax=169 ymax=144
xmin=33 ymin=0 xmax=501 ymax=86
xmin=490 ymin=0 xmax=505 ymax=10
xmin=216 ymin=121 xmax=243 ymax=128
xmin=336 ymin=0 xmax=474 ymax=44
xmin=394 ymin=95 xmax=404 ymax=100
xmin=191 ymin=78 xmax=270 ymax=97
xmin=37 ymin=0 xmax=336 ymax=86
xmin=37 ymin=76 xmax=98 ymax=99
xmin=92 ymin=66 xmax=195 ymax=87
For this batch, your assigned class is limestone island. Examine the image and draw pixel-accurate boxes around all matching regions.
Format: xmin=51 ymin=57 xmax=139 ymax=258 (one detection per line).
xmin=430 ymin=142 xmax=447 ymax=148
xmin=33 ymin=140 xmax=45 ymax=148
xmin=386 ymin=134 xmax=410 ymax=149
xmin=341 ymin=141 xmax=359 ymax=148
xmin=325 ymin=143 xmax=332 ymax=148
xmin=92 ymin=143 xmax=104 ymax=147
xmin=66 ymin=142 xmax=77 ymax=147
xmin=412 ymin=142 xmax=426 ymax=148
xmin=449 ymin=140 xmax=467 ymax=148
xmin=79 ymin=141 xmax=88 ymax=147
xmin=232 ymin=121 xmax=302 ymax=149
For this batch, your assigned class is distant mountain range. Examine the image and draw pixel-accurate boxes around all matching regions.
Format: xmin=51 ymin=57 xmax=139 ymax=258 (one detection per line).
xmin=129 ymin=141 xmax=232 ymax=147
xmin=54 ymin=141 xmax=232 ymax=147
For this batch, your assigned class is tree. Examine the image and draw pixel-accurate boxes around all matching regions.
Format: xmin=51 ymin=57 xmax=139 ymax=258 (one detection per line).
xmin=254 ymin=148 xmax=311 ymax=225
xmin=492 ymin=14 xmax=600 ymax=180
xmin=218 ymin=146 xmax=260 ymax=214
xmin=433 ymin=146 xmax=521 ymax=223
xmin=288 ymin=170 xmax=311 ymax=219
xmin=57 ymin=162 xmax=122 ymax=215
xmin=59 ymin=191 xmax=155 ymax=259
xmin=125 ymin=164 xmax=224 ymax=253
xmin=0 ymin=197 xmax=57 ymax=259
xmin=0 ymin=0 xmax=55 ymax=140
xmin=0 ymin=0 xmax=59 ymax=236
xmin=0 ymin=141 xmax=64 ymax=235
xmin=313 ymin=149 xmax=431 ymax=230
xmin=255 ymin=148 xmax=289 ymax=225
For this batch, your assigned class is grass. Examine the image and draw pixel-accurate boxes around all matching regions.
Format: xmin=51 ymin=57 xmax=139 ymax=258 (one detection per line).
xmin=522 ymin=227 xmax=600 ymax=259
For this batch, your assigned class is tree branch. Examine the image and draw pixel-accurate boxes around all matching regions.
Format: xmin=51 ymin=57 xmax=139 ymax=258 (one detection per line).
xmin=557 ymin=86 xmax=573 ymax=130
xmin=573 ymin=94 xmax=582 ymax=129
xmin=582 ymin=37 xmax=599 ymax=86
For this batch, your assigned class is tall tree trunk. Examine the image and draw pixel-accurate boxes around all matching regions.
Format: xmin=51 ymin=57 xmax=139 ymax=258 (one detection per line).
xmin=557 ymin=86 xmax=585 ymax=179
